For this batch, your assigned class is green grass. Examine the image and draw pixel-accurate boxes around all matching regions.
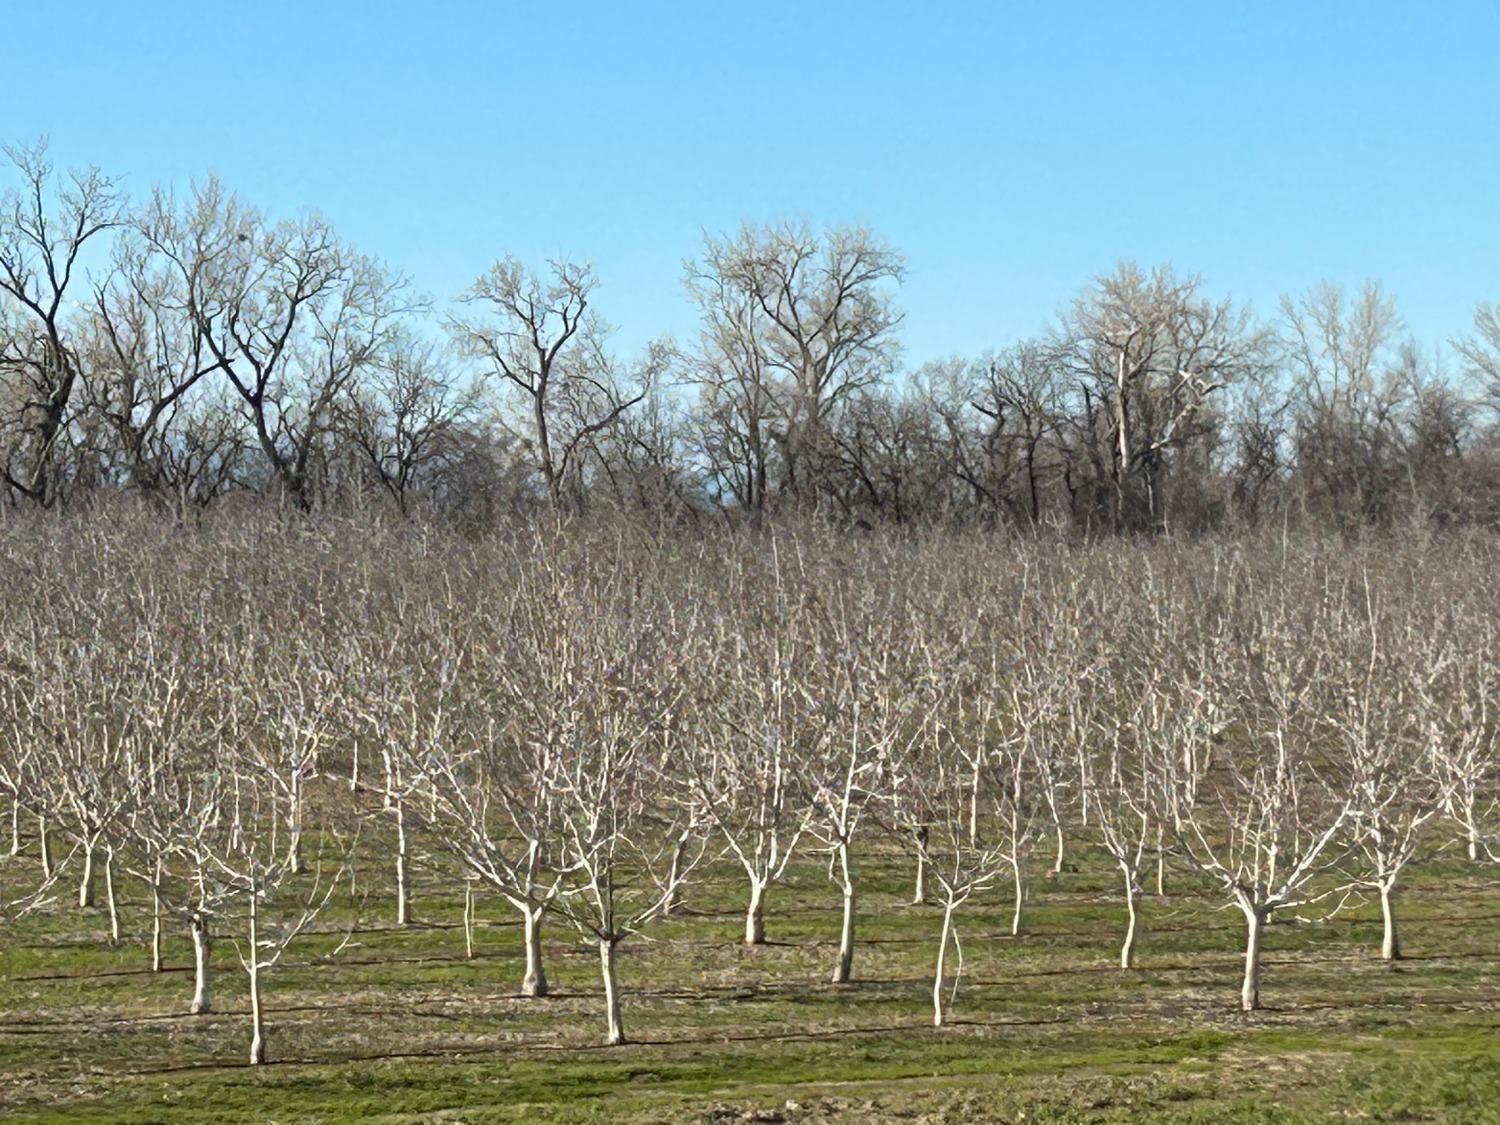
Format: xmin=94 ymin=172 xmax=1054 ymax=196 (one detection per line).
xmin=3 ymin=830 xmax=1498 ymax=1123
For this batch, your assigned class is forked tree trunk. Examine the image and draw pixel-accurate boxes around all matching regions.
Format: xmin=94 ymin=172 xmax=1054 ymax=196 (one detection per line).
xmin=190 ymin=913 xmax=212 ymax=1014
xmin=599 ymin=937 xmax=624 ymax=1046
xmin=1380 ymin=882 xmax=1401 ymax=961
xmin=932 ymin=899 xmax=956 ymax=1027
xmin=744 ymin=876 xmax=767 ymax=945
xmin=522 ymin=904 xmax=548 ymax=997
xmin=1120 ymin=869 xmax=1139 ymax=969
xmin=832 ymin=843 xmax=856 ymax=984
xmin=78 ymin=845 xmax=96 ymax=908
xmin=1241 ymin=905 xmax=1267 ymax=1012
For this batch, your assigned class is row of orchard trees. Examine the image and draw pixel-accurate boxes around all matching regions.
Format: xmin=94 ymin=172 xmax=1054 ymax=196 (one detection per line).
xmin=1 ymin=514 xmax=1497 ymax=1060
xmin=8 ymin=141 xmax=1500 ymax=529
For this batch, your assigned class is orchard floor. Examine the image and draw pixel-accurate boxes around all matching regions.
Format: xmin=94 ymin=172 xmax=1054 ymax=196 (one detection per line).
xmin=2 ymin=841 xmax=1498 ymax=1123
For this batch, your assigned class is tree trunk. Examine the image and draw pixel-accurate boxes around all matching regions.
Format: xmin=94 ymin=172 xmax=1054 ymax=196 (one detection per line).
xmin=1241 ymin=906 xmax=1266 ymax=1012
xmin=104 ymin=847 xmax=120 ymax=943
xmin=463 ymin=880 xmax=475 ymax=960
xmin=394 ymin=800 xmax=411 ymax=927
xmin=663 ymin=830 xmax=689 ymax=916
xmin=8 ymin=800 xmax=18 ymax=856
xmin=190 ymin=914 xmax=212 ymax=1014
xmin=248 ymin=895 xmax=265 ymax=1064
xmin=1155 ymin=825 xmax=1166 ymax=897
xmin=522 ymin=904 xmax=548 ymax=997
xmin=1010 ymin=855 xmax=1025 ymax=937
xmin=38 ymin=816 xmax=51 ymax=879
xmin=932 ymin=899 xmax=955 ymax=1027
xmin=1052 ymin=821 xmax=1065 ymax=876
xmin=1120 ymin=870 xmax=1139 ymax=969
xmin=912 ymin=845 xmax=927 ymax=906
xmin=744 ymin=876 xmax=767 ymax=945
xmin=967 ymin=763 xmax=981 ymax=848
xmin=151 ymin=875 xmax=163 ymax=973
xmin=1380 ymin=882 xmax=1401 ymax=962
xmin=832 ymin=843 xmax=855 ymax=984
xmin=599 ymin=937 xmax=624 ymax=1046
xmin=78 ymin=845 xmax=96 ymax=908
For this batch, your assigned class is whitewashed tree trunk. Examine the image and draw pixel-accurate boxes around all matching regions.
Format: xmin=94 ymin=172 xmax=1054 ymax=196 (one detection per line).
xmin=744 ymin=876 xmax=767 ymax=945
xmin=967 ymin=762 xmax=981 ymax=848
xmin=1009 ymin=854 xmax=1025 ymax=937
xmin=1120 ymin=869 xmax=1139 ymax=969
xmin=394 ymin=798 xmax=411 ymax=927
xmin=104 ymin=847 xmax=120 ymax=944
xmin=463 ymin=880 xmax=475 ymax=960
xmin=1380 ymin=882 xmax=1401 ymax=961
xmin=599 ymin=937 xmax=624 ymax=1046
xmin=150 ymin=875 xmax=163 ymax=973
xmin=7 ymin=800 xmax=18 ymax=856
xmin=78 ymin=845 xmax=96 ymax=908
xmin=911 ymin=847 xmax=927 ymax=906
xmin=522 ymin=904 xmax=548 ymax=997
xmin=1051 ymin=821 xmax=1065 ymax=876
xmin=1155 ymin=825 xmax=1166 ymax=897
xmin=286 ymin=785 xmax=306 ymax=876
xmin=663 ymin=830 xmax=690 ymax=916
xmin=932 ymin=899 xmax=955 ymax=1027
xmin=38 ymin=816 xmax=51 ymax=879
xmin=190 ymin=913 xmax=211 ymax=1014
xmin=1240 ymin=905 xmax=1266 ymax=1012
xmin=248 ymin=894 xmax=266 ymax=1064
xmin=832 ymin=842 xmax=855 ymax=984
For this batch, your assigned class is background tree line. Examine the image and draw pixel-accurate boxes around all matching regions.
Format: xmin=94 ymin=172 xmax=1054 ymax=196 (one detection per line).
xmin=6 ymin=140 xmax=1500 ymax=530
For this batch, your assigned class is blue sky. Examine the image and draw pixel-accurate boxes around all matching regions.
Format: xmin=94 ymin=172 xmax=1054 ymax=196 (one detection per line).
xmin=5 ymin=2 xmax=1498 ymax=366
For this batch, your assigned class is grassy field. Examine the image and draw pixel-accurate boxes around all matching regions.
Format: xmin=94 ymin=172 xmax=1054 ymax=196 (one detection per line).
xmin=2 ymin=827 xmax=1498 ymax=1124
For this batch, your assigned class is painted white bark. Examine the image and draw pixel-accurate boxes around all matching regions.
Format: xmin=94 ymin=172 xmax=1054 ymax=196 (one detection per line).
xmin=463 ymin=880 xmax=475 ymax=960
xmin=832 ymin=842 xmax=855 ymax=984
xmin=1120 ymin=870 xmax=1139 ymax=970
xmin=394 ymin=799 xmax=412 ymax=927
xmin=1240 ymin=905 xmax=1267 ymax=1012
xmin=78 ymin=846 xmax=96 ymax=908
xmin=1380 ymin=883 xmax=1401 ymax=961
xmin=522 ymin=905 xmax=548 ymax=997
xmin=248 ymin=894 xmax=265 ymax=1064
xmin=190 ymin=914 xmax=211 ymax=1014
xmin=599 ymin=938 xmax=624 ymax=1046
xmin=744 ymin=876 xmax=767 ymax=945
xmin=932 ymin=899 xmax=955 ymax=1027
xmin=104 ymin=847 xmax=120 ymax=943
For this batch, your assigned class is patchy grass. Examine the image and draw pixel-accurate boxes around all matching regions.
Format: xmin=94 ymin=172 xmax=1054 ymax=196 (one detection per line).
xmin=2 ymin=834 xmax=1498 ymax=1122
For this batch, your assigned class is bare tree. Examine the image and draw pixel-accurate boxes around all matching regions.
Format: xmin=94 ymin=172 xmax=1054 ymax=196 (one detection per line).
xmin=450 ymin=258 xmax=643 ymax=510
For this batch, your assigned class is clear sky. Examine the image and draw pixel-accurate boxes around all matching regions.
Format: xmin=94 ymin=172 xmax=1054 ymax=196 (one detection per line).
xmin=5 ymin=2 xmax=1498 ymax=367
